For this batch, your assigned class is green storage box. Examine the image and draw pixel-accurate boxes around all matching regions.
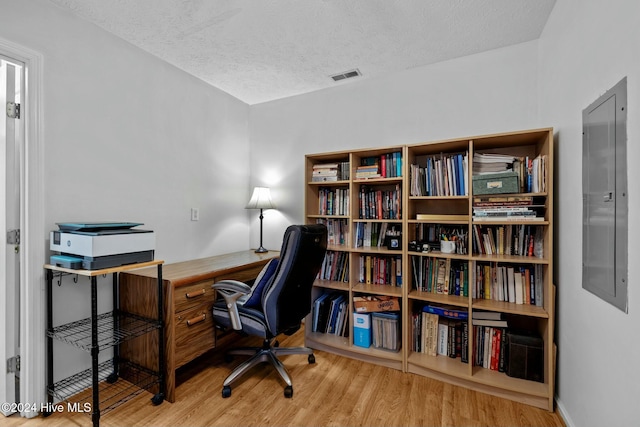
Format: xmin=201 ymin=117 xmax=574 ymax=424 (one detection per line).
xmin=472 ymin=171 xmax=519 ymax=195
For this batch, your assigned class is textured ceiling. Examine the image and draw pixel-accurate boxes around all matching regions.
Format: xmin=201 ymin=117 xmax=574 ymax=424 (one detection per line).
xmin=48 ymin=0 xmax=556 ymax=105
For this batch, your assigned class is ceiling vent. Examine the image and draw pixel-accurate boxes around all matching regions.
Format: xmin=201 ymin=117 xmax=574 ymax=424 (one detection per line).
xmin=330 ymin=69 xmax=361 ymax=82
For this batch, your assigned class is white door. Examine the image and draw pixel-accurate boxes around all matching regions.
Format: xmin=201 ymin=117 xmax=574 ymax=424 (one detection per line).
xmin=0 ymin=56 xmax=22 ymax=416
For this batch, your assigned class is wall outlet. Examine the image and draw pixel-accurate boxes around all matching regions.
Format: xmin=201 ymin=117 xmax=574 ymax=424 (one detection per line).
xmin=191 ymin=208 xmax=199 ymax=221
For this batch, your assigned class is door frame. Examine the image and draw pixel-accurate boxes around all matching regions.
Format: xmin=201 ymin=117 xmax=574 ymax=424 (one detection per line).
xmin=0 ymin=37 xmax=44 ymax=418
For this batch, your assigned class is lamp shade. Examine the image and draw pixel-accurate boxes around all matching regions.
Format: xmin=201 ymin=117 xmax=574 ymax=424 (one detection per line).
xmin=245 ymin=187 xmax=275 ymax=210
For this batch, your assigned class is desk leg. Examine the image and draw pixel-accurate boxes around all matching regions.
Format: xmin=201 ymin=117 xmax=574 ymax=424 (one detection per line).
xmin=151 ymin=264 xmax=165 ymax=405
xmin=90 ymin=276 xmax=100 ymax=427
xmin=44 ymin=269 xmax=53 ymax=417
xmin=112 ymin=273 xmax=119 ymax=377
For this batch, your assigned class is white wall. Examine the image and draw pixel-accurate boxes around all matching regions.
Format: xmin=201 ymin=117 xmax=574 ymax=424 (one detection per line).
xmin=538 ymin=1 xmax=640 ymax=426
xmin=1 ymin=0 xmax=252 ymax=384
xmin=249 ymin=40 xmax=542 ymax=251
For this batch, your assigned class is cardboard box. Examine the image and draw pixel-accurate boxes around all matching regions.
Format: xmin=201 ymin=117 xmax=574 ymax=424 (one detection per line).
xmin=472 ymin=171 xmax=519 ymax=195
xmin=353 ymin=296 xmax=400 ymax=313
xmin=353 ymin=313 xmax=372 ymax=348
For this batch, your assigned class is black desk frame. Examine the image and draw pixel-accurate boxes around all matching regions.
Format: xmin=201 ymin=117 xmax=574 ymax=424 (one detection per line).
xmin=45 ymin=261 xmax=165 ymax=427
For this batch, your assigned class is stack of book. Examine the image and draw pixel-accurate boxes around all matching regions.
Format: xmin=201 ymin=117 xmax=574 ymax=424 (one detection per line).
xmin=312 ymin=162 xmax=349 ymax=182
xmin=472 ymin=195 xmax=545 ymax=222
xmin=355 ymin=164 xmax=381 ymax=179
xmin=472 ymin=152 xmax=517 ymax=174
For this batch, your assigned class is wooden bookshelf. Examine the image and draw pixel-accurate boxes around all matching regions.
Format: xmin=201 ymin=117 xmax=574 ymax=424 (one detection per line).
xmin=304 ymin=128 xmax=555 ymax=411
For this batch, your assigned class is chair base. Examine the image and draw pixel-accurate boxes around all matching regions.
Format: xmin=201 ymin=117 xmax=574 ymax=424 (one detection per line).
xmin=221 ymin=339 xmax=315 ymax=398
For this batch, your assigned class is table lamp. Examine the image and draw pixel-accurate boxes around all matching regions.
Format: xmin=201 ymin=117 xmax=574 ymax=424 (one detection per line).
xmin=245 ymin=186 xmax=276 ymax=253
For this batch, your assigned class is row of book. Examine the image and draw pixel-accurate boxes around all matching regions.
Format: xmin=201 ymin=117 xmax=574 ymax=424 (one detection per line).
xmin=318 ymin=251 xmax=349 ymax=283
xmin=473 ymin=324 xmax=507 ymax=371
xmin=472 ymin=223 xmax=544 ymax=258
xmin=411 ymin=305 xmax=469 ymax=362
xmin=312 ymin=162 xmax=350 ymax=182
xmin=354 ymin=221 xmax=401 ymax=248
xmin=316 ymin=218 xmax=349 ymax=246
xmin=371 ymin=311 xmax=401 ymax=352
xmin=311 ymin=292 xmax=349 ymax=337
xmin=318 ymin=187 xmax=349 ymax=216
xmin=358 ymin=255 xmax=402 ymax=287
xmin=356 ymin=152 xmax=403 ymax=179
xmin=358 ymin=185 xmax=402 ymax=219
xmin=474 ymin=263 xmax=544 ymax=306
xmin=410 ymin=257 xmax=469 ymax=296
xmin=472 ymin=153 xmax=547 ymax=193
xmin=409 ymin=152 xmax=469 ymax=197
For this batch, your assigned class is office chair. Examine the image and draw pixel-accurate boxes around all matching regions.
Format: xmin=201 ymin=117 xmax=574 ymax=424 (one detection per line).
xmin=211 ymin=224 xmax=328 ymax=398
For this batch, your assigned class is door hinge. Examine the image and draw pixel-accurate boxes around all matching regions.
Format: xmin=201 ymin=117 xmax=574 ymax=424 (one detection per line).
xmin=6 ymin=101 xmax=20 ymax=119
xmin=7 ymin=229 xmax=20 ymax=245
xmin=7 ymin=355 xmax=20 ymax=373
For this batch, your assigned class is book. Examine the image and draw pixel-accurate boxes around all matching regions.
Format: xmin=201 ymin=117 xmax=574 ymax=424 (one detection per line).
xmin=472 ymin=318 xmax=508 ymax=328
xmin=415 ymin=213 xmax=468 ymax=221
xmin=472 ymin=310 xmax=503 ymax=320
xmin=437 ymin=319 xmax=449 ymax=356
xmin=422 ymin=304 xmax=468 ymax=320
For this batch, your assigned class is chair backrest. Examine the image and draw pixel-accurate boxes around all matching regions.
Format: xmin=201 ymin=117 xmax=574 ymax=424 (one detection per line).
xmin=261 ymin=224 xmax=327 ymax=336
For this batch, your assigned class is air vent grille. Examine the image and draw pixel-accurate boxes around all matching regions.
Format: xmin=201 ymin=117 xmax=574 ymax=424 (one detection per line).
xmin=331 ymin=69 xmax=361 ymax=82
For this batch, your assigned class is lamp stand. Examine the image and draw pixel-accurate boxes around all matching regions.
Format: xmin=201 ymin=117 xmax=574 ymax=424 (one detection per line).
xmin=255 ymin=208 xmax=268 ymax=253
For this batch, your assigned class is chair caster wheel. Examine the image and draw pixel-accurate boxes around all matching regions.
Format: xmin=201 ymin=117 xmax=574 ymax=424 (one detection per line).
xmin=308 ymin=354 xmax=315 ymax=364
xmin=274 ymin=340 xmax=280 ymax=347
xmin=222 ymin=386 xmax=232 ymax=398
xmin=106 ymin=373 xmax=118 ymax=384
xmin=151 ymin=393 xmax=164 ymax=406
xmin=284 ymin=386 xmax=293 ymax=398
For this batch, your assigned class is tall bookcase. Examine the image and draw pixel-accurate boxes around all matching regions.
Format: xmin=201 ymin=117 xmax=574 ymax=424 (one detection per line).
xmin=304 ymin=128 xmax=555 ymax=411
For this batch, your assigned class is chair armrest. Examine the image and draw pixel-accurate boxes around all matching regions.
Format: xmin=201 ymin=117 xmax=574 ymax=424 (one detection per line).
xmin=212 ymin=280 xmax=252 ymax=330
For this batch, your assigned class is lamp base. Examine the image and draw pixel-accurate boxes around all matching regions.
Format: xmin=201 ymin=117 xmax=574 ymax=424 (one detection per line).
xmin=254 ymin=246 xmax=268 ymax=253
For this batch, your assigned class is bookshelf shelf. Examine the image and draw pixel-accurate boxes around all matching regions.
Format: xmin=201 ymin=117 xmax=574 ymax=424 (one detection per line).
xmin=471 ymin=365 xmax=549 ymax=397
xmin=471 ymin=299 xmax=549 ymax=318
xmin=304 ymin=128 xmax=555 ymax=411
xmin=407 ymin=352 xmax=471 ymax=378
xmin=313 ymin=279 xmax=350 ymax=292
xmin=325 ymin=244 xmax=349 ymax=252
xmin=307 ymin=180 xmax=350 ymax=186
xmin=408 ymin=291 xmax=468 ymax=307
xmin=471 ymin=253 xmax=549 ymax=264
xmin=352 ymin=283 xmax=403 ymax=297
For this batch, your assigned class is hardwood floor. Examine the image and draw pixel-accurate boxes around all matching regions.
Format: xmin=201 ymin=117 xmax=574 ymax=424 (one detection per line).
xmin=4 ymin=327 xmax=565 ymax=427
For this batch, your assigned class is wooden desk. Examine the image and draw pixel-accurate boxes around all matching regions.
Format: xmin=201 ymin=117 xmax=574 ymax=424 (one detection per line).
xmin=119 ymin=250 xmax=279 ymax=402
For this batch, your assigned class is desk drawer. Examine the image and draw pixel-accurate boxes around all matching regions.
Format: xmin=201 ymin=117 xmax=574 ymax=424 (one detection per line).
xmin=174 ymin=304 xmax=216 ymax=368
xmin=214 ymin=264 xmax=266 ymax=284
xmin=174 ymin=279 xmax=216 ymax=314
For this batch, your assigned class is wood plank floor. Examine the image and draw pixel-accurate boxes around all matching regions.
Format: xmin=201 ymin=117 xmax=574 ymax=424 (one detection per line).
xmin=4 ymin=327 xmax=565 ymax=427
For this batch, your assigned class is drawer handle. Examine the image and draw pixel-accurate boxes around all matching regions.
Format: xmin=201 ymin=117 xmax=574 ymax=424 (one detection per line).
xmin=185 ymin=289 xmax=206 ymax=299
xmin=186 ymin=314 xmax=206 ymax=326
